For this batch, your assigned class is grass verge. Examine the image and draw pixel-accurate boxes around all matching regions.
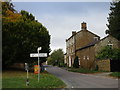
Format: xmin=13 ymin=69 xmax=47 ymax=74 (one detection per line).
xmin=2 ymin=70 xmax=66 ymax=88
xmin=110 ymin=72 xmax=120 ymax=78
xmin=68 ymin=68 xmax=101 ymax=74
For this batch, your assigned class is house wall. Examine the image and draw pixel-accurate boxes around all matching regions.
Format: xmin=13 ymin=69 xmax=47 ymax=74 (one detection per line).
xmin=94 ymin=35 xmax=120 ymax=71
xmin=64 ymin=54 xmax=67 ymax=64
xmin=76 ymin=46 xmax=95 ymax=70
xmin=76 ymin=30 xmax=100 ymax=50
xmin=95 ymin=35 xmax=120 ymax=56
xmin=75 ymin=28 xmax=100 ymax=70
xmin=66 ymin=35 xmax=75 ymax=67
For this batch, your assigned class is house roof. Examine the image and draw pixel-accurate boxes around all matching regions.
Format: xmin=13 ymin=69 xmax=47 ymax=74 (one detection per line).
xmin=99 ymin=35 xmax=109 ymax=41
xmin=97 ymin=35 xmax=120 ymax=44
xmin=75 ymin=40 xmax=99 ymax=51
xmin=66 ymin=33 xmax=76 ymax=42
xmin=64 ymin=53 xmax=67 ymax=55
xmin=66 ymin=29 xmax=100 ymax=42
xmin=76 ymin=35 xmax=120 ymax=52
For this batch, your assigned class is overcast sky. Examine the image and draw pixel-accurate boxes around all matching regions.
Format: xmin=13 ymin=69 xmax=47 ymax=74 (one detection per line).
xmin=12 ymin=2 xmax=111 ymax=53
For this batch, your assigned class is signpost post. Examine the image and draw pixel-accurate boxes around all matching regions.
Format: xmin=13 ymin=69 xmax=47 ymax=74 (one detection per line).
xmin=25 ymin=63 xmax=29 ymax=86
xmin=37 ymin=47 xmax=41 ymax=82
xmin=30 ymin=47 xmax=47 ymax=82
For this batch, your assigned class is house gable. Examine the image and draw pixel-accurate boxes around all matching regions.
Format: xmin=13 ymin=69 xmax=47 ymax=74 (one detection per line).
xmin=75 ymin=28 xmax=100 ymax=50
xmin=95 ymin=35 xmax=120 ymax=55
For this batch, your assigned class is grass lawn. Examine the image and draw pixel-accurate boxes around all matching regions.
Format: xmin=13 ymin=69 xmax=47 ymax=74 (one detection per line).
xmin=67 ymin=67 xmax=101 ymax=74
xmin=2 ymin=70 xmax=66 ymax=88
xmin=110 ymin=72 xmax=120 ymax=78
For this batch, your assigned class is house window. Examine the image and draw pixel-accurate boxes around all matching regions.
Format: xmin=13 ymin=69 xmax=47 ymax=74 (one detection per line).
xmin=107 ymin=44 xmax=113 ymax=48
xmin=94 ymin=37 xmax=99 ymax=41
xmin=83 ymin=56 xmax=86 ymax=60
xmin=87 ymin=56 xmax=89 ymax=60
xmin=107 ymin=41 xmax=113 ymax=48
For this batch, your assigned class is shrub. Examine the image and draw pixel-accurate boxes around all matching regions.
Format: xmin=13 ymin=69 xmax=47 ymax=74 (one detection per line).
xmin=96 ymin=46 xmax=120 ymax=60
xmin=73 ymin=56 xmax=79 ymax=68
xmin=95 ymin=65 xmax=99 ymax=71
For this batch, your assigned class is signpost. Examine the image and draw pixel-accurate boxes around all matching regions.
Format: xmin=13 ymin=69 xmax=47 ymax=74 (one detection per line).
xmin=25 ymin=63 xmax=29 ymax=86
xmin=30 ymin=47 xmax=47 ymax=82
xmin=30 ymin=53 xmax=47 ymax=57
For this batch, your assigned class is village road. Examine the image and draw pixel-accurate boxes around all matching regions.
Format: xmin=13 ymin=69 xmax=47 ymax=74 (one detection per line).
xmin=46 ymin=66 xmax=119 ymax=88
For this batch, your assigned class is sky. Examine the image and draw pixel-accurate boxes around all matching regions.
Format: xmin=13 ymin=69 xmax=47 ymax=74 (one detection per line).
xmin=12 ymin=2 xmax=111 ymax=53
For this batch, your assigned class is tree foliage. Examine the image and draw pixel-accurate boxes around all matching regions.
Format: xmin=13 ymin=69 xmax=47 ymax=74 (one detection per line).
xmin=47 ymin=49 xmax=64 ymax=66
xmin=2 ymin=2 xmax=50 ymax=68
xmin=73 ymin=56 xmax=79 ymax=68
xmin=106 ymin=1 xmax=120 ymax=40
xmin=96 ymin=46 xmax=120 ymax=60
xmin=2 ymin=1 xmax=16 ymax=16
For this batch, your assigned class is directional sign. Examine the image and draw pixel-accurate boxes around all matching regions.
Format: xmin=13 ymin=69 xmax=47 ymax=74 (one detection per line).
xmin=30 ymin=53 xmax=47 ymax=57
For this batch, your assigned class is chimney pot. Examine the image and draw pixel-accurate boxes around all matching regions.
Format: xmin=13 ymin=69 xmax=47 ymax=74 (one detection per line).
xmin=81 ymin=22 xmax=87 ymax=30
xmin=72 ymin=31 xmax=76 ymax=35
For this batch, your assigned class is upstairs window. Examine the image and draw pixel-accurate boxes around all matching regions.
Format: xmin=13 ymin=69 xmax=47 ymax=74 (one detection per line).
xmin=94 ymin=37 xmax=99 ymax=41
xmin=107 ymin=41 xmax=113 ymax=48
xmin=83 ymin=56 xmax=86 ymax=60
xmin=87 ymin=56 xmax=89 ymax=60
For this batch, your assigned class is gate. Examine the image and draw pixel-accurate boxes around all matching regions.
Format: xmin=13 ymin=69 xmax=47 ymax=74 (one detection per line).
xmin=110 ymin=59 xmax=120 ymax=72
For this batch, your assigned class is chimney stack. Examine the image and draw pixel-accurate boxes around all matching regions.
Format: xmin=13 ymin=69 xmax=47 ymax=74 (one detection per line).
xmin=81 ymin=22 xmax=87 ymax=30
xmin=72 ymin=31 xmax=76 ymax=35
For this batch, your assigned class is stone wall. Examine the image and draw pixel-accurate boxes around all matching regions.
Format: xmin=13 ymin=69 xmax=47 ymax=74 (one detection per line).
xmin=76 ymin=45 xmax=96 ymax=70
xmin=96 ymin=59 xmax=110 ymax=72
xmin=66 ymin=33 xmax=76 ymax=67
xmin=76 ymin=30 xmax=100 ymax=50
xmin=9 ymin=63 xmax=25 ymax=70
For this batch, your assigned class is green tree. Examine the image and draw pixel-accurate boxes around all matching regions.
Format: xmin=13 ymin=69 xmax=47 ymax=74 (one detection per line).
xmin=47 ymin=57 xmax=53 ymax=65
xmin=73 ymin=56 xmax=79 ymax=68
xmin=47 ymin=49 xmax=64 ymax=66
xmin=2 ymin=1 xmax=16 ymax=16
xmin=106 ymin=1 xmax=120 ymax=40
xmin=96 ymin=46 xmax=120 ymax=60
xmin=2 ymin=2 xmax=50 ymax=68
xmin=20 ymin=10 xmax=35 ymax=21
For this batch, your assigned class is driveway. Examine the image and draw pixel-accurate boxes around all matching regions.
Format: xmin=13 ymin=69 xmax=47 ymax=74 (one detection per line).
xmin=46 ymin=66 xmax=119 ymax=88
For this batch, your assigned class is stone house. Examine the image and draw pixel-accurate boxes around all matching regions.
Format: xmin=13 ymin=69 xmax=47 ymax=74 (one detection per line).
xmin=64 ymin=53 xmax=67 ymax=64
xmin=75 ymin=35 xmax=120 ymax=70
xmin=95 ymin=35 xmax=120 ymax=71
xmin=66 ymin=31 xmax=76 ymax=67
xmin=66 ymin=22 xmax=100 ymax=67
xmin=65 ymin=22 xmax=120 ymax=70
xmin=76 ymin=41 xmax=99 ymax=69
xmin=95 ymin=35 xmax=120 ymax=54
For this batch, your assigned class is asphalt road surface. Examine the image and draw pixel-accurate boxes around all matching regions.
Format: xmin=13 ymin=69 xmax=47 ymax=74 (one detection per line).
xmin=46 ymin=66 xmax=119 ymax=88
